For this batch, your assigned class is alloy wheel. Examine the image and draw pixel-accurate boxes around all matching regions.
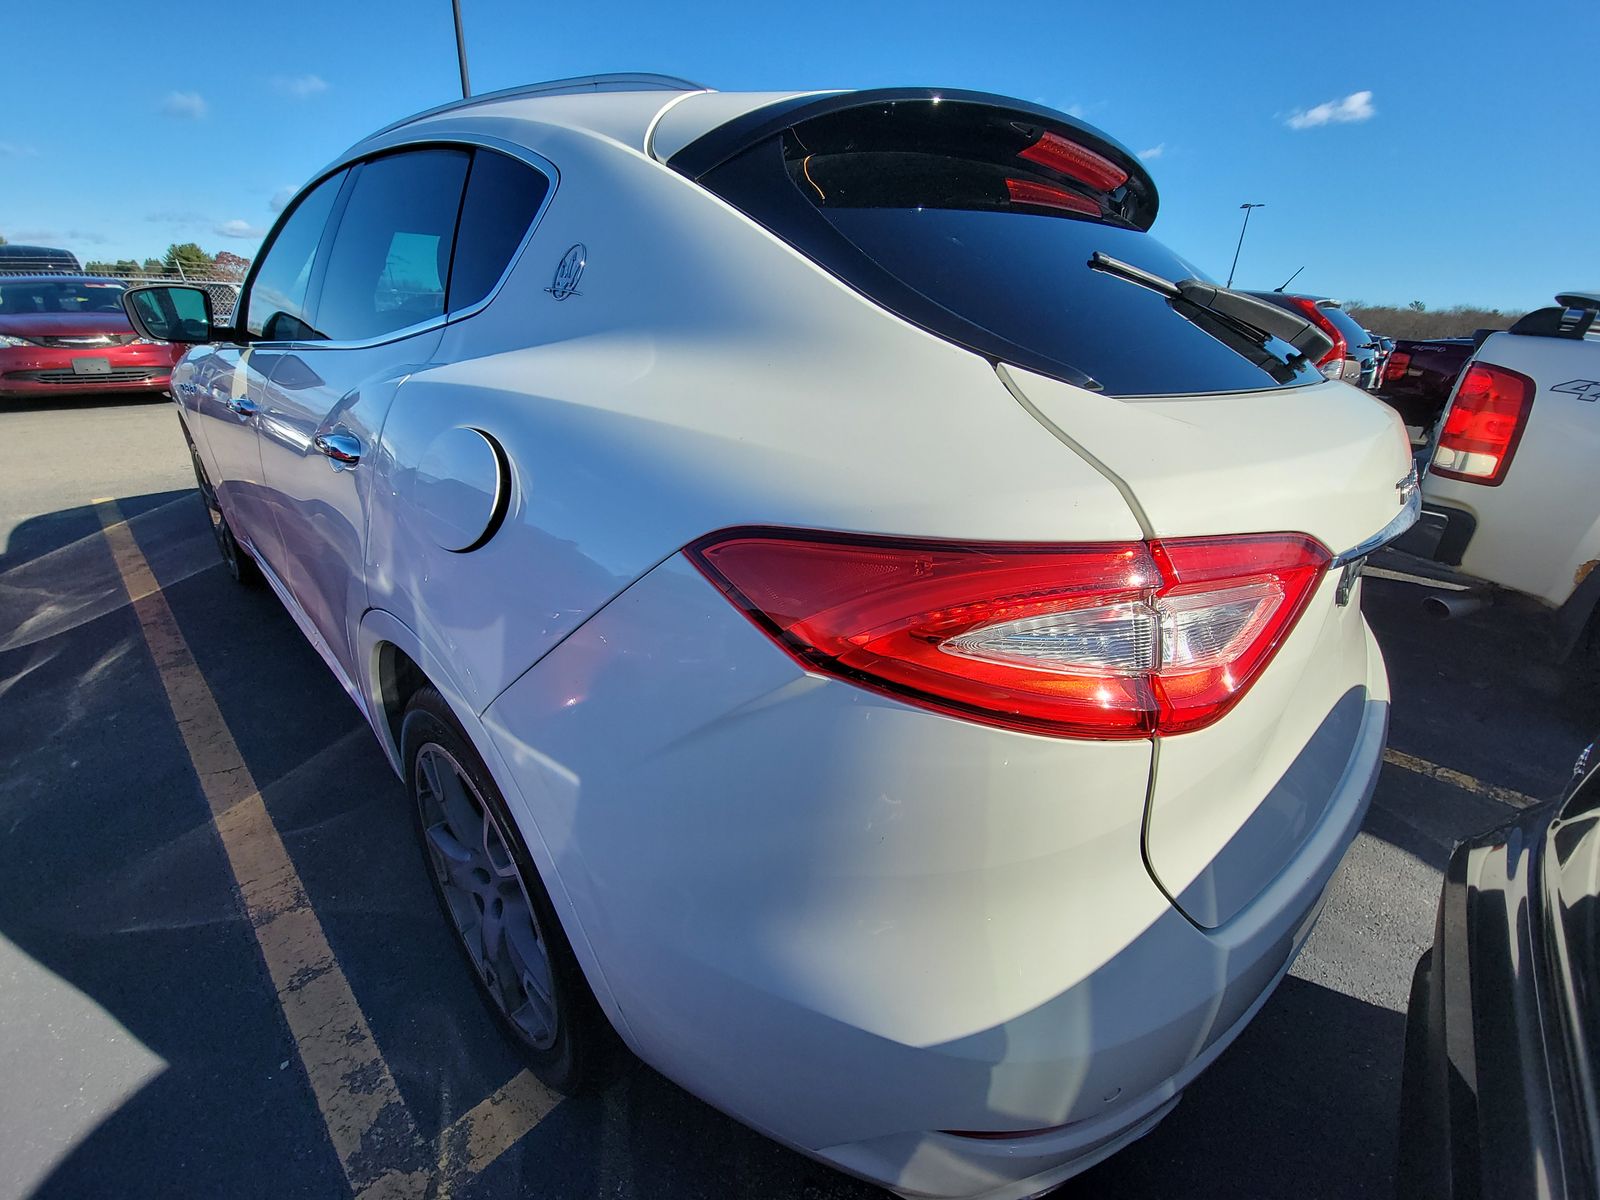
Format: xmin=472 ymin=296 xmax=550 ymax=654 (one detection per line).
xmin=414 ymin=743 xmax=559 ymax=1050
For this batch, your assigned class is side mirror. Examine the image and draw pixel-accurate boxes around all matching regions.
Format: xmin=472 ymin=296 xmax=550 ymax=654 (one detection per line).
xmin=122 ymin=284 xmax=222 ymax=345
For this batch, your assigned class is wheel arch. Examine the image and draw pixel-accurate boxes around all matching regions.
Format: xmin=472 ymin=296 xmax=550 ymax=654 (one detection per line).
xmin=354 ymin=607 xmax=636 ymax=1045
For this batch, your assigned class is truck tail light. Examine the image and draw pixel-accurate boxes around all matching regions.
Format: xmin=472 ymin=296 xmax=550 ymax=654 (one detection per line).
xmin=1383 ymin=350 xmax=1411 ymax=383
xmin=687 ymin=530 xmax=1330 ymax=739
xmin=1429 ymin=362 xmax=1535 ymax=486
xmin=1284 ymin=297 xmax=1347 ymax=373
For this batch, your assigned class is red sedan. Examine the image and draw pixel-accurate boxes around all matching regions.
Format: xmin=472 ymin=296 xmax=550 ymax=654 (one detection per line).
xmin=0 ymin=275 xmax=186 ymax=400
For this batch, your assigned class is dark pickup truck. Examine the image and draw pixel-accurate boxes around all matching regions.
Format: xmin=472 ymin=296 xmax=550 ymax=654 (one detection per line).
xmin=1377 ymin=336 xmax=1476 ymax=430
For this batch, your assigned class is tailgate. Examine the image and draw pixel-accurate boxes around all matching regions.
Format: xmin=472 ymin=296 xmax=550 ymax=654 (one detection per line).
xmin=1004 ymin=365 xmax=1411 ymax=926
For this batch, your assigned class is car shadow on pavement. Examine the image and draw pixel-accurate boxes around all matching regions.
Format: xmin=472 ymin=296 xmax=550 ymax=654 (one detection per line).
xmin=0 ymin=487 xmax=190 ymax=576
xmin=1059 ymin=975 xmax=1407 ymax=1200
xmin=0 ymin=492 xmax=1581 ymax=1200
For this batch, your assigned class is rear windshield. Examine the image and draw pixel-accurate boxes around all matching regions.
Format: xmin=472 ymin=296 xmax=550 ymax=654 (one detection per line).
xmin=695 ymin=99 xmax=1320 ymax=397
xmin=1318 ymin=304 xmax=1373 ymax=350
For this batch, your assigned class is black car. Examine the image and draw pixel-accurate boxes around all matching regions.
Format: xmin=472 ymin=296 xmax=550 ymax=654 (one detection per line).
xmin=1246 ymin=291 xmax=1380 ymax=388
xmin=1399 ymin=740 xmax=1600 ymax=1199
xmin=0 ymin=244 xmax=82 ymax=274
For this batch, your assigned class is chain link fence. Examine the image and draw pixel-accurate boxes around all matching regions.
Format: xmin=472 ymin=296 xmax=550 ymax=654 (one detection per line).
xmin=0 ymin=260 xmax=242 ymax=321
xmin=106 ymin=274 xmax=242 ymax=321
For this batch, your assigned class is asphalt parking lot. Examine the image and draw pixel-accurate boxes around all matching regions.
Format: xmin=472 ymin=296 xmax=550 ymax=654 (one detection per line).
xmin=2 ymin=394 xmax=1594 ymax=1200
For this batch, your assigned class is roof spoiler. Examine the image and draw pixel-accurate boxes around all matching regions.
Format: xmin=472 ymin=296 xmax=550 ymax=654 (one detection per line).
xmin=1508 ymin=292 xmax=1599 ymax=340
xmin=665 ymin=87 xmax=1160 ymax=230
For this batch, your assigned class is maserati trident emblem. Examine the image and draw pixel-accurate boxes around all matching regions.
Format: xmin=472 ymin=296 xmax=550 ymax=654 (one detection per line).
xmin=546 ymin=243 xmax=586 ymax=300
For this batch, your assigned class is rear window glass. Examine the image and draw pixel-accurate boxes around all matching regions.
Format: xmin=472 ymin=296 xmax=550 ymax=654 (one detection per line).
xmin=697 ymin=100 xmax=1321 ymax=397
xmin=1318 ymin=304 xmax=1372 ymax=349
xmin=448 ymin=149 xmax=551 ymax=311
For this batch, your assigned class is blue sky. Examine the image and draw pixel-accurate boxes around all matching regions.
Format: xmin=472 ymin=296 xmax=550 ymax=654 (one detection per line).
xmin=4 ymin=0 xmax=1593 ymax=311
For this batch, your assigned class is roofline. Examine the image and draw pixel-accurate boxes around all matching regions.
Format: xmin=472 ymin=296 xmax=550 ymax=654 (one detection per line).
xmin=367 ymin=72 xmax=709 ymax=140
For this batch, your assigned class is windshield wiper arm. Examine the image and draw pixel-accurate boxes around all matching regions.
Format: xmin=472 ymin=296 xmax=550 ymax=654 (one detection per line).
xmin=1087 ymin=251 xmax=1335 ymax=364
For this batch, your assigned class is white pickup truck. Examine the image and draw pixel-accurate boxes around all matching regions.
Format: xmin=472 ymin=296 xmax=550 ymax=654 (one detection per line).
xmin=1395 ymin=292 xmax=1600 ymax=677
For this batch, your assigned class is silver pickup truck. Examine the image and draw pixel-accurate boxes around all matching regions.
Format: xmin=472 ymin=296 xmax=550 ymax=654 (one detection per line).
xmin=1396 ymin=292 xmax=1600 ymax=680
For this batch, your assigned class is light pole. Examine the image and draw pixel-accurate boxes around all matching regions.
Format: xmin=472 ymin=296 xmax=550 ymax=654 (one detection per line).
xmin=1226 ymin=202 xmax=1265 ymax=289
xmin=451 ymin=0 xmax=472 ymax=98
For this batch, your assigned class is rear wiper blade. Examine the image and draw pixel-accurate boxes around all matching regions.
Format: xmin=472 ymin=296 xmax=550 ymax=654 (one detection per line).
xmin=1088 ymin=252 xmax=1335 ymax=364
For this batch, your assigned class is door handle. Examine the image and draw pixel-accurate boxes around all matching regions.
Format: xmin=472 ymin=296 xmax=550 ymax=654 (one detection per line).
xmin=225 ymin=395 xmax=258 ymax=418
xmin=313 ymin=431 xmax=362 ymax=470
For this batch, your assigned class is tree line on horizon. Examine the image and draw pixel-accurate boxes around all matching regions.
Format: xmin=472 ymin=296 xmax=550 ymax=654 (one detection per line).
xmin=0 ymin=233 xmax=249 ymax=281
xmin=1339 ymin=300 xmax=1522 ymax=341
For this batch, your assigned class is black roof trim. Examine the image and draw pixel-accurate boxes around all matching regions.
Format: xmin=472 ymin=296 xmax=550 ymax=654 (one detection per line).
xmin=666 ymin=86 xmax=1159 ymax=227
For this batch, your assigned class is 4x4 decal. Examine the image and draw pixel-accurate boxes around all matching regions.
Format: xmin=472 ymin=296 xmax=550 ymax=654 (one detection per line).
xmin=1551 ymin=379 xmax=1600 ymax=402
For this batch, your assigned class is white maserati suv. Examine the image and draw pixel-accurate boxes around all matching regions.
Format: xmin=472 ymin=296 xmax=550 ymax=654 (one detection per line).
xmin=122 ymin=74 xmax=1417 ymax=1200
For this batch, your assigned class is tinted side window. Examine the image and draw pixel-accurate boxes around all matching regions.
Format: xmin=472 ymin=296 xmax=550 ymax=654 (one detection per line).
xmin=315 ymin=149 xmax=470 ymax=342
xmin=448 ymin=150 xmax=551 ymax=311
xmin=245 ymin=171 xmax=346 ymax=340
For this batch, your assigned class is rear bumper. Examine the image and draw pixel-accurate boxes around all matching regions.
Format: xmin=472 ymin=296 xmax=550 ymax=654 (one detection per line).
xmin=1393 ymin=502 xmax=1478 ymax=568
xmin=479 ymin=554 xmax=1384 ymax=1199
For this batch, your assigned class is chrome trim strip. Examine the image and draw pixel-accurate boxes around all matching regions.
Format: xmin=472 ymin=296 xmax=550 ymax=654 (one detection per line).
xmin=1330 ymin=486 xmax=1422 ymax=569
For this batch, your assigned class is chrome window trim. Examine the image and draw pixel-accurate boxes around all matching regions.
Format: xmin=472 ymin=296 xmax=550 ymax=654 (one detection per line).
xmin=245 ymin=134 xmax=560 ymax=353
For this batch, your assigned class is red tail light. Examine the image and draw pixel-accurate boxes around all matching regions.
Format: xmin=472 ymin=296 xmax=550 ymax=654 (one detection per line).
xmin=1284 ymin=297 xmax=1347 ymax=374
xmin=1004 ymin=178 xmax=1101 ymax=216
xmin=688 ymin=530 xmax=1330 ymax=739
xmin=1430 ymin=362 xmax=1535 ymax=486
xmin=1383 ymin=350 xmax=1411 ymax=383
xmin=1017 ymin=132 xmax=1129 ymax=192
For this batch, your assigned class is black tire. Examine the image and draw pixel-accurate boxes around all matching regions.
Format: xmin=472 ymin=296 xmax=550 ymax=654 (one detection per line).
xmin=188 ymin=441 xmax=261 ymax=587
xmin=401 ymin=686 xmax=612 ymax=1091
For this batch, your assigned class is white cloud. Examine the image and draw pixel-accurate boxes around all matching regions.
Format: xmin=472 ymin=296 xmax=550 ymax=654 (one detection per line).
xmin=1137 ymin=143 xmax=1165 ymax=161
xmin=1286 ymin=90 xmax=1375 ymax=130
xmin=215 ymin=219 xmax=265 ymax=239
xmin=269 ymin=185 xmax=297 ymax=212
xmin=145 ymin=209 xmax=208 ymax=226
xmin=160 ymin=91 xmax=208 ymax=120
xmin=1033 ymin=98 xmax=1099 ymax=121
xmin=272 ymin=74 xmax=328 ymax=99
xmin=10 ymin=228 xmax=109 ymax=245
xmin=0 ymin=141 xmax=39 ymax=157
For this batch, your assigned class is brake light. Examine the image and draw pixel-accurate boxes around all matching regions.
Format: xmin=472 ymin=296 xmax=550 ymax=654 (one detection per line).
xmin=688 ymin=530 xmax=1329 ymax=739
xmin=1383 ymin=350 xmax=1411 ymax=383
xmin=1004 ymin=178 xmax=1101 ymax=216
xmin=1284 ymin=297 xmax=1346 ymax=372
xmin=1017 ymin=132 xmax=1129 ymax=192
xmin=1430 ymin=362 xmax=1535 ymax=486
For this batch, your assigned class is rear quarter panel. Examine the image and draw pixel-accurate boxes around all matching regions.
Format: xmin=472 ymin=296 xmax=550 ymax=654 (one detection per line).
xmin=364 ymin=122 xmax=1142 ymax=715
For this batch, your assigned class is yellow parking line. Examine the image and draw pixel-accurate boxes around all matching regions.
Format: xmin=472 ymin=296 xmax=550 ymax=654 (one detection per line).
xmin=94 ymin=498 xmax=429 ymax=1200
xmin=1382 ymin=747 xmax=1541 ymax=810
xmin=437 ymin=1069 xmax=562 ymax=1195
